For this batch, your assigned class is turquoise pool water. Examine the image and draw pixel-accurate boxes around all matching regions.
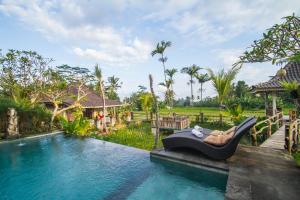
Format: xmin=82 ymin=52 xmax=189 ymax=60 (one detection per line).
xmin=0 ymin=134 xmax=227 ymax=200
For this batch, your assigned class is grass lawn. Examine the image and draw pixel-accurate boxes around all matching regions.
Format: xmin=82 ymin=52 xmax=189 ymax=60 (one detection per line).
xmin=93 ymin=122 xmax=163 ymax=151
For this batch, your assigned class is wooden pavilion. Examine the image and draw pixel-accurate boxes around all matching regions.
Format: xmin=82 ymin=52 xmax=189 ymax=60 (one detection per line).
xmin=252 ymin=62 xmax=300 ymax=116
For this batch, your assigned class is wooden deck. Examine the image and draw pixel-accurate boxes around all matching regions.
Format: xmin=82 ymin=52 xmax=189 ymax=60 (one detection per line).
xmin=260 ymin=125 xmax=285 ymax=150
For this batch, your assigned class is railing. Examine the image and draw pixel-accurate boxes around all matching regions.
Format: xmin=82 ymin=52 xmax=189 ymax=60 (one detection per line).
xmin=151 ymin=116 xmax=190 ymax=130
xmin=251 ymin=112 xmax=283 ymax=146
xmin=287 ymin=119 xmax=300 ymax=154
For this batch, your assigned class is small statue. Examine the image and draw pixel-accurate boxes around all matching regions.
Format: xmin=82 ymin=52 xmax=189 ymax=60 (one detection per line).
xmin=6 ymin=108 xmax=19 ymax=138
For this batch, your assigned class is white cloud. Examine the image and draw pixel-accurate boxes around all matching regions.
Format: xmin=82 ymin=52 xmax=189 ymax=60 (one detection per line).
xmin=0 ymin=0 xmax=151 ymax=66
xmin=163 ymin=0 xmax=300 ymax=44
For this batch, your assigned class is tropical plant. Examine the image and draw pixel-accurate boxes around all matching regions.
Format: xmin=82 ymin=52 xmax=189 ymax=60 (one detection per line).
xmin=207 ymin=68 xmax=239 ymax=107
xmin=195 ymin=73 xmax=210 ymax=101
xmin=94 ymin=64 xmax=107 ymax=131
xmin=60 ymin=111 xmax=91 ymax=136
xmin=106 ymin=75 xmax=122 ymax=100
xmin=226 ymin=103 xmax=245 ymax=125
xmin=234 ymin=80 xmax=250 ymax=98
xmin=139 ymin=92 xmax=153 ymax=120
xmin=151 ymin=40 xmax=172 ymax=83
xmin=181 ymin=64 xmax=201 ymax=106
xmin=234 ymin=14 xmax=300 ymax=68
xmin=280 ymin=80 xmax=299 ymax=91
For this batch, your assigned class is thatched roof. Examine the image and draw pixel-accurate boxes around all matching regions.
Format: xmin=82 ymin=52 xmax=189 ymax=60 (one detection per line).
xmin=252 ymin=62 xmax=300 ymax=93
xmin=42 ymin=85 xmax=122 ymax=108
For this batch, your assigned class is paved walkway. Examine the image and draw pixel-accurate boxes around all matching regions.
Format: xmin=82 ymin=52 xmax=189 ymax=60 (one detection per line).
xmin=260 ymin=125 xmax=285 ymax=150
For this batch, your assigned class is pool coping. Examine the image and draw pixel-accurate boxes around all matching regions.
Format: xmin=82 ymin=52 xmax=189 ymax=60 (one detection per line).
xmin=0 ymin=130 xmax=63 ymax=144
xmin=150 ymin=148 xmax=229 ymax=174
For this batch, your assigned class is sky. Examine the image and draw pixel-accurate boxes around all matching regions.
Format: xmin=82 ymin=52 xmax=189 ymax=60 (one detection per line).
xmin=0 ymin=0 xmax=300 ymax=100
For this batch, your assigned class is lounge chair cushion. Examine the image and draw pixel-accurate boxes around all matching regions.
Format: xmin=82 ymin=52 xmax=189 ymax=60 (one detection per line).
xmin=204 ymin=127 xmax=236 ymax=146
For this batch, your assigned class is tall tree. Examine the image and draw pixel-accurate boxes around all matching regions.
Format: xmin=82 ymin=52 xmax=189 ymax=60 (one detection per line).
xmin=0 ymin=49 xmax=53 ymax=104
xmin=181 ymin=64 xmax=201 ymax=106
xmin=234 ymin=14 xmax=300 ymax=68
xmin=43 ymin=65 xmax=92 ymax=124
xmin=207 ymin=68 xmax=239 ymax=107
xmin=94 ymin=64 xmax=107 ymax=131
xmin=195 ymin=73 xmax=210 ymax=101
xmin=151 ymin=40 xmax=172 ymax=83
xmin=106 ymin=75 xmax=122 ymax=100
xmin=149 ymin=74 xmax=160 ymax=149
xmin=234 ymin=81 xmax=249 ymax=98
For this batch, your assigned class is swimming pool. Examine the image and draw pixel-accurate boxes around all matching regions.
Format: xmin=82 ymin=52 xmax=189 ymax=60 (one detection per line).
xmin=0 ymin=134 xmax=227 ymax=200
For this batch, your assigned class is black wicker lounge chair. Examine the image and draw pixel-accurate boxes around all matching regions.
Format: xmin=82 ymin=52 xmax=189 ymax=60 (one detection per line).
xmin=162 ymin=117 xmax=257 ymax=160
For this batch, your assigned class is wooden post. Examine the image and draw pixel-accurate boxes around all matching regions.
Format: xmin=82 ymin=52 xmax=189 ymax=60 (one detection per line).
xmin=200 ymin=113 xmax=204 ymax=123
xmin=272 ymin=94 xmax=277 ymax=116
xmin=288 ymin=123 xmax=293 ymax=154
xmin=251 ymin=127 xmax=257 ymax=146
xmin=219 ymin=113 xmax=223 ymax=125
xmin=276 ymin=114 xmax=280 ymax=130
xmin=267 ymin=119 xmax=272 ymax=137
xmin=130 ymin=112 xmax=134 ymax=120
xmin=265 ymin=92 xmax=268 ymax=116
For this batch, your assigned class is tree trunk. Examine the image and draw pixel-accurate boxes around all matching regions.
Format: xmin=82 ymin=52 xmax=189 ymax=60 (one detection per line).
xmin=190 ymin=77 xmax=193 ymax=106
xmin=200 ymin=83 xmax=203 ymax=101
xmin=149 ymin=74 xmax=160 ymax=149
xmin=99 ymin=82 xmax=107 ymax=132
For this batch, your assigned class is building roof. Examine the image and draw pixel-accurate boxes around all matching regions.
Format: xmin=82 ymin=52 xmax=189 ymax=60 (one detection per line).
xmin=252 ymin=62 xmax=300 ymax=93
xmin=43 ymin=85 xmax=123 ymax=108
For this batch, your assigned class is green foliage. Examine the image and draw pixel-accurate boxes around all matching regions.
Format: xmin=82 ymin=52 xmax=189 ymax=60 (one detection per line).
xmin=235 ymin=14 xmax=300 ymax=66
xmin=293 ymin=152 xmax=300 ymax=166
xmin=181 ymin=64 xmax=201 ymax=104
xmin=106 ymin=75 xmax=122 ymax=100
xmin=60 ymin=115 xmax=91 ymax=136
xmin=94 ymin=122 xmax=163 ymax=150
xmin=139 ymin=92 xmax=154 ymax=119
xmin=280 ymin=80 xmax=299 ymax=91
xmin=0 ymin=97 xmax=53 ymax=135
xmin=233 ymin=81 xmax=249 ymax=98
xmin=207 ymin=68 xmax=239 ymax=105
xmin=226 ymin=103 xmax=245 ymax=125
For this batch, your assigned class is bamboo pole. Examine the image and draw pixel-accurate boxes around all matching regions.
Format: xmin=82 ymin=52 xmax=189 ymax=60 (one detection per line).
xmin=149 ymin=75 xmax=160 ymax=149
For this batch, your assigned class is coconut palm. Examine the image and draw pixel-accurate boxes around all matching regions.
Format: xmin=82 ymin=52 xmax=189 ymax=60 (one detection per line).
xmin=181 ymin=64 xmax=201 ymax=106
xmin=94 ymin=64 xmax=107 ymax=131
xmin=207 ymin=68 xmax=239 ymax=107
xmin=106 ymin=75 xmax=122 ymax=100
xmin=151 ymin=40 xmax=172 ymax=83
xmin=159 ymin=80 xmax=174 ymax=107
xmin=165 ymin=68 xmax=177 ymax=90
xmin=195 ymin=73 xmax=210 ymax=101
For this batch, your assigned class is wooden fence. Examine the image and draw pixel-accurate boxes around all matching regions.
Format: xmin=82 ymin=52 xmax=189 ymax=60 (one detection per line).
xmin=287 ymin=118 xmax=300 ymax=153
xmin=134 ymin=112 xmax=233 ymax=125
xmin=251 ymin=112 xmax=283 ymax=146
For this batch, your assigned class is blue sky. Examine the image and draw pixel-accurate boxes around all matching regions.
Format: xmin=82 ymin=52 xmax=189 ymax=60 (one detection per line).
xmin=0 ymin=0 xmax=300 ymax=100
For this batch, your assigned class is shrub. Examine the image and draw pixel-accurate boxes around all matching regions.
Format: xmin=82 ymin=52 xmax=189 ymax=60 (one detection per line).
xmin=59 ymin=115 xmax=92 ymax=136
xmin=0 ymin=98 xmax=53 ymax=136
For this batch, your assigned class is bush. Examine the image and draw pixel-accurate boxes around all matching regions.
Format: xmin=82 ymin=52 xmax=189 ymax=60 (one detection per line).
xmin=0 ymin=98 xmax=53 ymax=136
xmin=94 ymin=122 xmax=163 ymax=150
xmin=59 ymin=115 xmax=92 ymax=136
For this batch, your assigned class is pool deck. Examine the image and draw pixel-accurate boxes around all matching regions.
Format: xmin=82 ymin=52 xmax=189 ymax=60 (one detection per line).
xmin=151 ymin=145 xmax=300 ymax=200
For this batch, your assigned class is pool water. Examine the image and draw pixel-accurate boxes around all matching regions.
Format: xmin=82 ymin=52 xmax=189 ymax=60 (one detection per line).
xmin=0 ymin=134 xmax=228 ymax=200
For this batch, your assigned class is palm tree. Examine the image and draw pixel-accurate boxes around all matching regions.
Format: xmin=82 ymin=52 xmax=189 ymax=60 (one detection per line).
xmin=94 ymin=64 xmax=107 ymax=131
xmin=165 ymin=68 xmax=177 ymax=90
xmin=106 ymin=75 xmax=122 ymax=100
xmin=195 ymin=73 xmax=210 ymax=101
xmin=207 ymin=68 xmax=239 ymax=107
xmin=181 ymin=64 xmax=201 ymax=106
xmin=151 ymin=40 xmax=172 ymax=83
xmin=139 ymin=92 xmax=153 ymax=120
xmin=159 ymin=80 xmax=174 ymax=107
